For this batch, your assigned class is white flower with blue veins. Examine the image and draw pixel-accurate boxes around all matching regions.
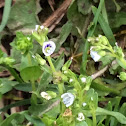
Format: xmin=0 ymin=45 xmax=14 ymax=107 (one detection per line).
xmin=77 ymin=112 xmax=85 ymax=121
xmin=90 ymin=47 xmax=101 ymax=62
xmin=42 ymin=41 xmax=56 ymax=56
xmin=40 ymin=92 xmax=52 ymax=100
xmin=61 ymin=93 xmax=75 ymax=107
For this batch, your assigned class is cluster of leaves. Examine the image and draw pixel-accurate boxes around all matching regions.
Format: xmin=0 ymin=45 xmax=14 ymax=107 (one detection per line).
xmin=0 ymin=0 xmax=126 ymax=126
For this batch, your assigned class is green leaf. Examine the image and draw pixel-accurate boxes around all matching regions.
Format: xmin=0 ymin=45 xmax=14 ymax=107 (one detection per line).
xmin=55 ymin=21 xmax=73 ymax=51
xmin=105 ymin=101 xmax=112 ymax=126
xmin=42 ymin=115 xmax=55 ymax=126
xmin=0 ymin=99 xmax=30 ymax=112
xmin=120 ymin=103 xmax=126 ymax=117
xmin=101 ymin=1 xmax=108 ymax=24
xmin=110 ymin=97 xmax=121 ymax=126
xmin=7 ymin=0 xmax=41 ymax=33
xmin=108 ymin=12 xmax=126 ymax=29
xmin=91 ymin=79 xmax=120 ymax=95
xmin=96 ymin=107 xmax=126 ymax=124
xmin=77 ymin=0 xmax=92 ymax=15
xmin=80 ymin=0 xmax=104 ymax=74
xmin=14 ymin=83 xmax=32 ymax=92
xmin=112 ymin=0 xmax=121 ymax=12
xmin=44 ymin=103 xmax=60 ymax=118
xmin=121 ymin=88 xmax=126 ymax=97
xmin=67 ymin=1 xmax=87 ymax=37
xmin=85 ymin=88 xmax=98 ymax=110
xmin=20 ymin=53 xmax=38 ymax=70
xmin=37 ymin=53 xmax=64 ymax=92
xmin=116 ymin=58 xmax=126 ymax=69
xmin=0 ymin=79 xmax=18 ymax=94
xmin=19 ymin=53 xmax=42 ymax=81
xmin=92 ymin=6 xmax=116 ymax=46
xmin=0 ymin=81 xmax=12 ymax=94
xmin=28 ymin=99 xmax=60 ymax=116
xmin=11 ymin=114 xmax=24 ymax=125
xmin=20 ymin=66 xmax=42 ymax=81
xmin=86 ymin=118 xmax=93 ymax=126
xmin=76 ymin=121 xmax=88 ymax=126
xmin=0 ymin=113 xmax=21 ymax=126
xmin=24 ymin=112 xmax=45 ymax=126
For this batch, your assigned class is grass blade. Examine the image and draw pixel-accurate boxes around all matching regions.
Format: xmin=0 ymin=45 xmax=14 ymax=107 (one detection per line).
xmin=0 ymin=0 xmax=12 ymax=32
xmin=80 ymin=0 xmax=104 ymax=74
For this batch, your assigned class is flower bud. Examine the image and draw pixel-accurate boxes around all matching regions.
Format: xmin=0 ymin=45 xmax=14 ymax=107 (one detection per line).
xmin=11 ymin=32 xmax=33 ymax=54
xmin=99 ymin=35 xmax=109 ymax=46
xmin=95 ymin=46 xmax=102 ymax=50
xmin=35 ymin=54 xmax=46 ymax=66
xmin=46 ymin=91 xmax=57 ymax=98
xmin=53 ymin=71 xmax=62 ymax=84
xmin=87 ymin=37 xmax=96 ymax=43
xmin=32 ymin=25 xmax=48 ymax=45
xmin=61 ymin=74 xmax=68 ymax=82
xmin=62 ymin=60 xmax=72 ymax=71
xmin=32 ymin=32 xmax=41 ymax=43
xmin=0 ymin=57 xmax=15 ymax=67
xmin=114 ymin=46 xmax=124 ymax=58
xmin=119 ymin=72 xmax=126 ymax=81
xmin=98 ymin=51 xmax=106 ymax=56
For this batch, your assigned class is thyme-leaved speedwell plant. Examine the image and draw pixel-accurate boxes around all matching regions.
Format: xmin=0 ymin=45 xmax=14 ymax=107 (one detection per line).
xmin=0 ymin=25 xmax=126 ymax=126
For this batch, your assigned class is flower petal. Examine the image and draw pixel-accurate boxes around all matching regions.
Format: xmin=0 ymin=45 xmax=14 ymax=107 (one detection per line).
xmin=77 ymin=112 xmax=85 ymax=121
xmin=81 ymin=77 xmax=86 ymax=83
xmin=35 ymin=25 xmax=39 ymax=31
xmin=90 ymin=49 xmax=101 ymax=62
xmin=42 ymin=41 xmax=56 ymax=56
xmin=61 ymin=92 xmax=75 ymax=107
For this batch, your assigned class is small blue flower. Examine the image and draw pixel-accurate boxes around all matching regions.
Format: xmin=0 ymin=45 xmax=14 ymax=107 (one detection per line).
xmin=42 ymin=41 xmax=56 ymax=56
xmin=90 ymin=47 xmax=101 ymax=62
xmin=61 ymin=93 xmax=75 ymax=107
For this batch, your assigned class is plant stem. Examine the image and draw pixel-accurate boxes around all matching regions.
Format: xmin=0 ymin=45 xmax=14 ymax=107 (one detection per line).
xmin=47 ymin=56 xmax=56 ymax=72
xmin=31 ymin=79 xmax=37 ymax=105
xmin=27 ymin=53 xmax=32 ymax=65
xmin=92 ymin=110 xmax=97 ymax=126
xmin=118 ymin=58 xmax=126 ymax=69
xmin=6 ymin=66 xmax=23 ymax=83
xmin=27 ymin=53 xmax=37 ymax=105
xmin=58 ymin=83 xmax=64 ymax=95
